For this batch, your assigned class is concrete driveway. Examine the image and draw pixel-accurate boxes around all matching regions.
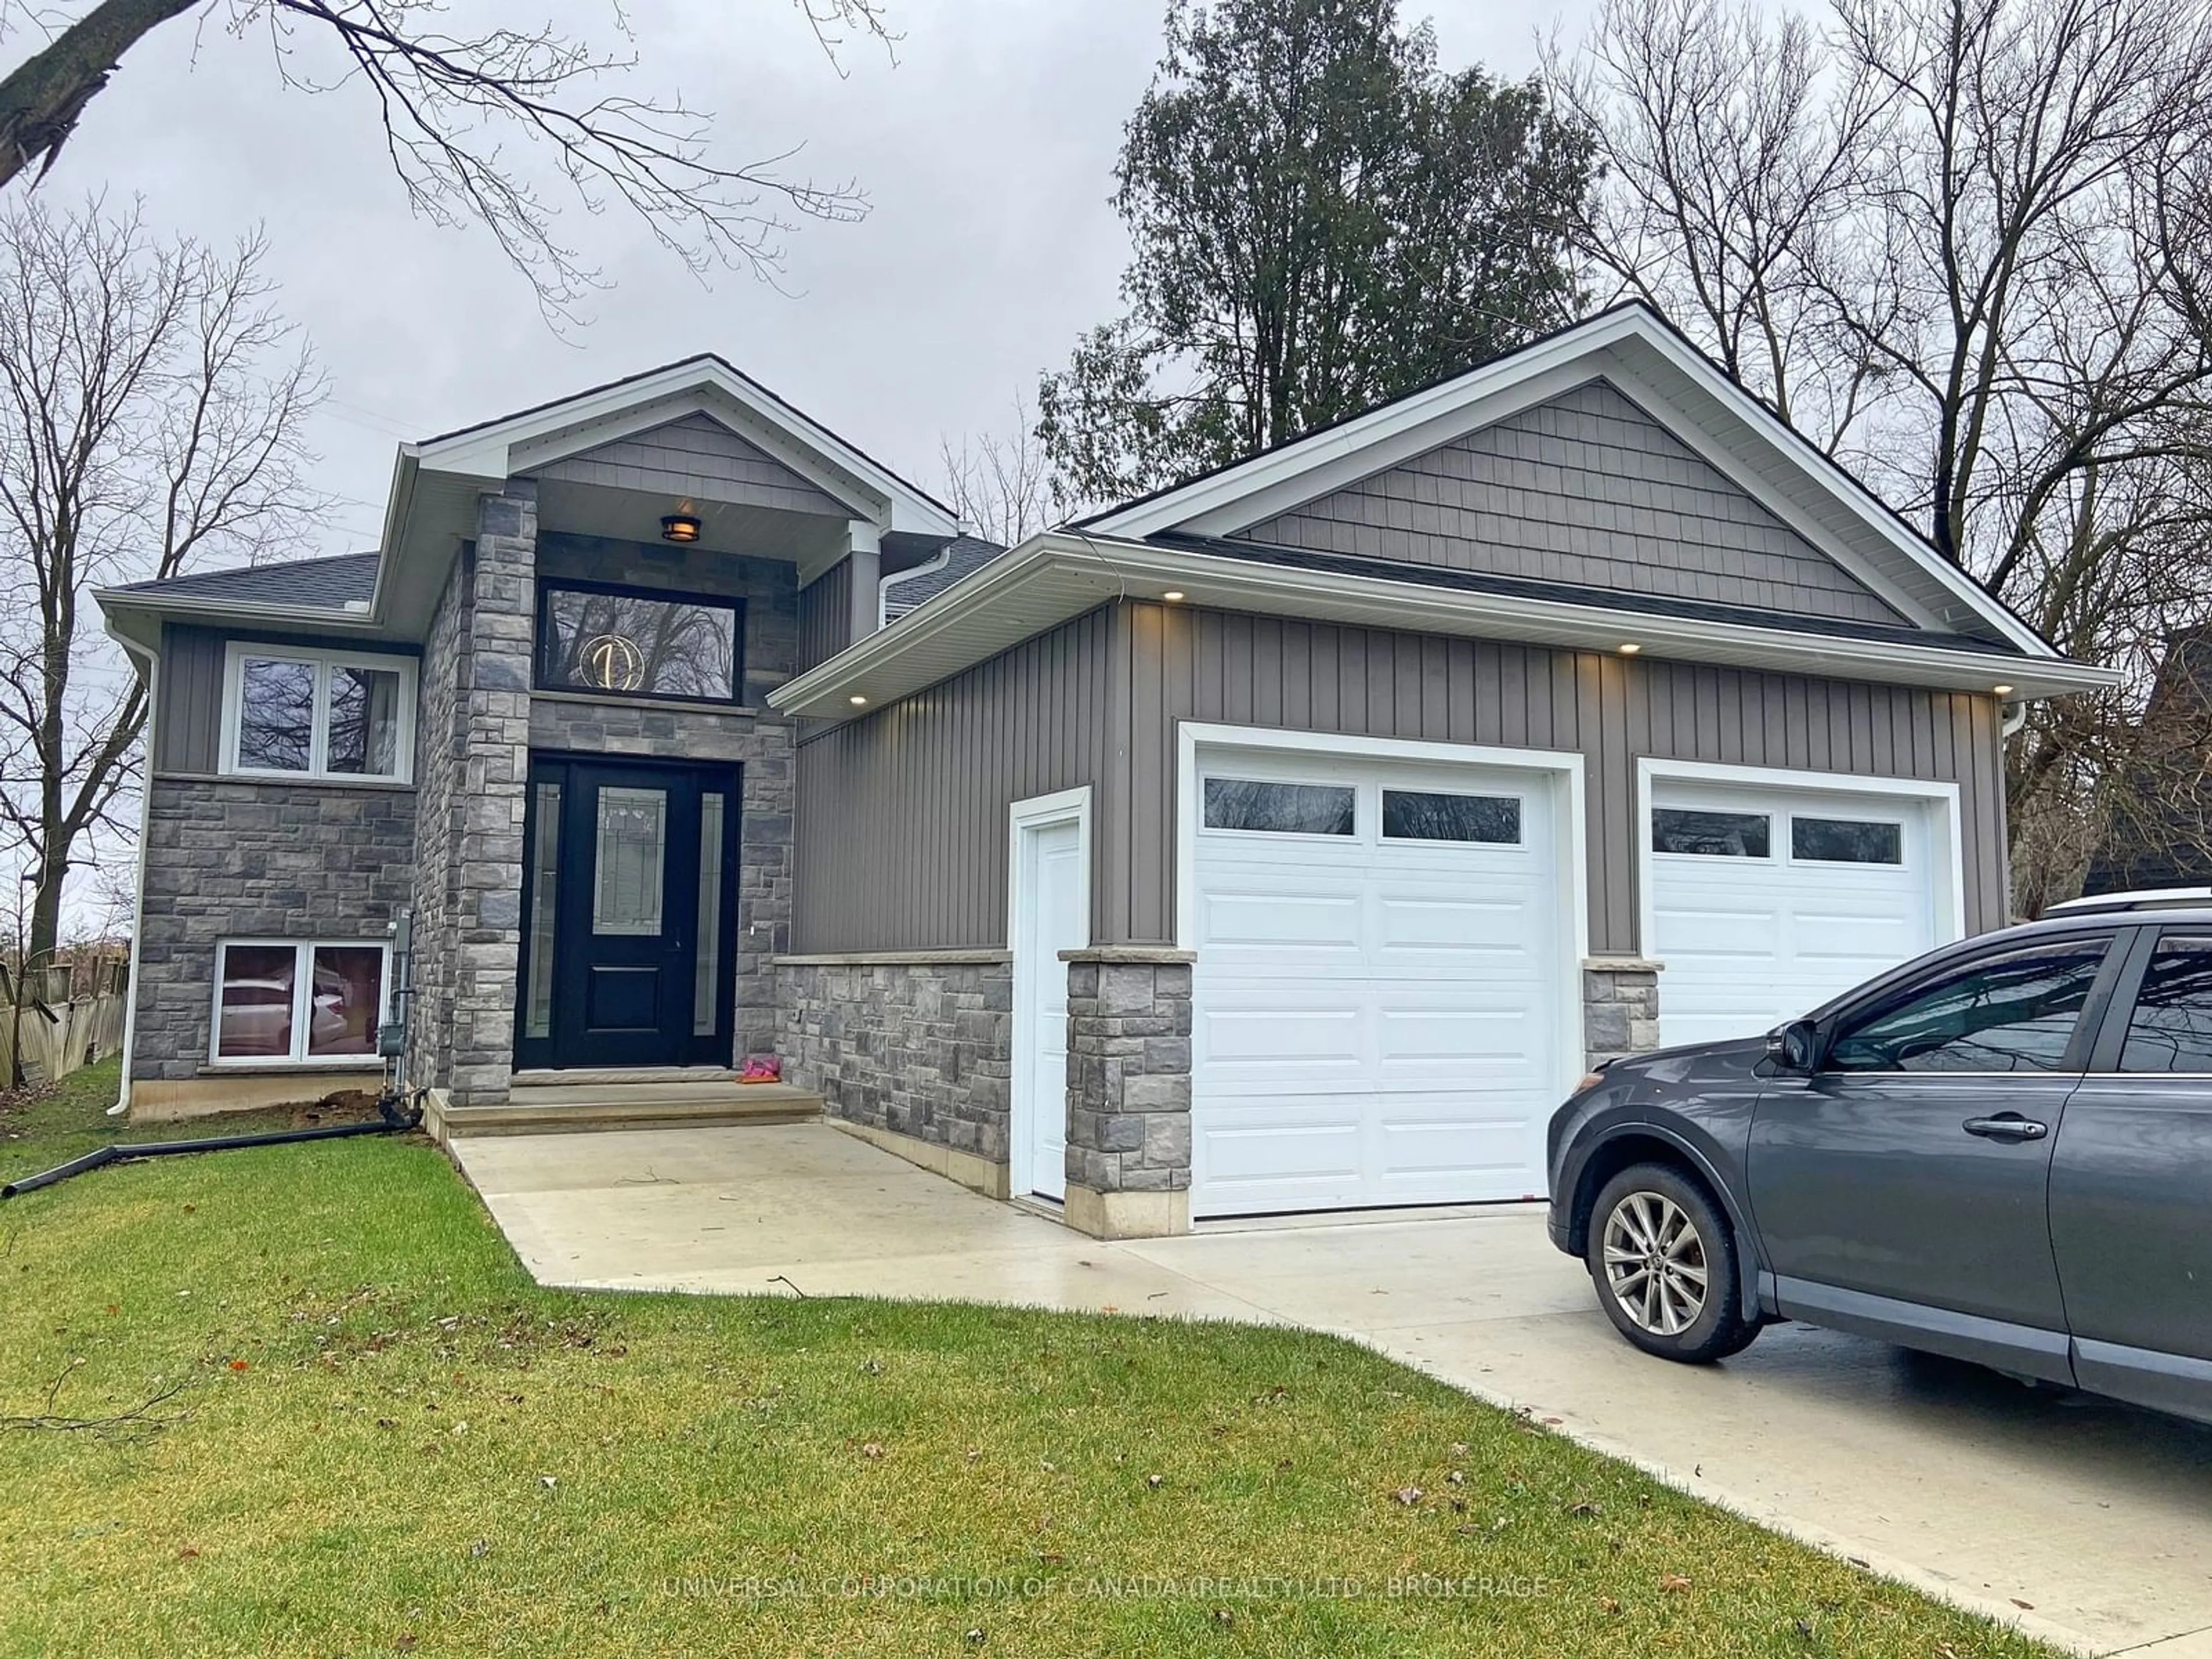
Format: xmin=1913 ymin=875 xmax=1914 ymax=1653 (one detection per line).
xmin=455 ymin=1122 xmax=2212 ymax=1658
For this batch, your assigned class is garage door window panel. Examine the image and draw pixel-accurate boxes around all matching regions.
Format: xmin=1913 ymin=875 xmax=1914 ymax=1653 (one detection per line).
xmin=1792 ymin=816 xmax=1904 ymax=865
xmin=1653 ymin=808 xmax=1771 ymax=858
xmin=1382 ymin=789 xmax=1521 ymax=845
xmin=1825 ymin=940 xmax=2111 ymax=1074
xmin=2118 ymin=935 xmax=2212 ymax=1073
xmin=1202 ymin=778 xmax=1354 ymax=836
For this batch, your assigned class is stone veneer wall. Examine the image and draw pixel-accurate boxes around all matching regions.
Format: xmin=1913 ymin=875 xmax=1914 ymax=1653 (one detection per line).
xmin=407 ymin=484 xmax=536 ymax=1105
xmin=1582 ymin=960 xmax=1662 ymax=1069
xmin=776 ymin=955 xmax=1013 ymax=1166
xmin=1061 ymin=949 xmax=1194 ymax=1238
xmin=130 ymin=778 xmax=416 ymax=1081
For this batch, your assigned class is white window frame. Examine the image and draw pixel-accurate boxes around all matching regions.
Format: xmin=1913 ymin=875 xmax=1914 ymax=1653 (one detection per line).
xmin=210 ymin=938 xmax=391 ymax=1068
xmin=219 ymin=642 xmax=418 ymax=783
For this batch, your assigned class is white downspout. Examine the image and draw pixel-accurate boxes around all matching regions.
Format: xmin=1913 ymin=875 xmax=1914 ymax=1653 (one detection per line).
xmin=107 ymin=630 xmax=157 ymax=1117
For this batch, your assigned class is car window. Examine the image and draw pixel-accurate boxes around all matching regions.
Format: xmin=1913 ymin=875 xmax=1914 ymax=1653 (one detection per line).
xmin=2118 ymin=934 xmax=2212 ymax=1073
xmin=1825 ymin=937 xmax=2111 ymax=1073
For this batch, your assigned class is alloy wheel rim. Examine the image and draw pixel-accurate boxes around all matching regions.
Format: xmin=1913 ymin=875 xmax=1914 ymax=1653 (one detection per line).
xmin=1601 ymin=1191 xmax=1709 ymax=1336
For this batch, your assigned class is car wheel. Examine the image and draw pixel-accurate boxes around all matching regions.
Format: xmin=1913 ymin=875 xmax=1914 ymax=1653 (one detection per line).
xmin=1586 ymin=1164 xmax=1758 ymax=1364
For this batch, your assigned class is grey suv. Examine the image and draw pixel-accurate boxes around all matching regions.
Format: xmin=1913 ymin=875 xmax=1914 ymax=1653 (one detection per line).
xmin=1546 ymin=891 xmax=2212 ymax=1424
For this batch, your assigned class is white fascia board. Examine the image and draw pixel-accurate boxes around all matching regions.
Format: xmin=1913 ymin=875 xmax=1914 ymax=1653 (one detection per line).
xmin=766 ymin=533 xmax=2121 ymax=718
xmin=411 ymin=359 xmax=957 ymax=537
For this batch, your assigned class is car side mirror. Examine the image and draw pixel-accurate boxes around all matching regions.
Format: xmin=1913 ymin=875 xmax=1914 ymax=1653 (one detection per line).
xmin=1764 ymin=1018 xmax=1821 ymax=1074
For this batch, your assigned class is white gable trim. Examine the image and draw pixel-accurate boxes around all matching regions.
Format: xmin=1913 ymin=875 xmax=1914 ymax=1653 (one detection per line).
xmin=407 ymin=359 xmax=958 ymax=539
xmin=1083 ymin=305 xmax=2051 ymax=660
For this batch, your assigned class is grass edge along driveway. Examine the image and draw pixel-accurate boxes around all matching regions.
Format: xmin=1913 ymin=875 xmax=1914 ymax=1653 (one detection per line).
xmin=0 ymin=1067 xmax=2054 ymax=1657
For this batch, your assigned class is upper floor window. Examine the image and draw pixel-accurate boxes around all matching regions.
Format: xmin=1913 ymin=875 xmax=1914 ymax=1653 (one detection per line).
xmin=221 ymin=644 xmax=415 ymax=782
xmin=536 ymin=581 xmax=743 ymax=703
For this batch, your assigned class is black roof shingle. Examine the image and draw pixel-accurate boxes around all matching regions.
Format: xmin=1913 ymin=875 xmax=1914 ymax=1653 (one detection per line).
xmin=108 ymin=552 xmax=380 ymax=612
xmin=881 ymin=536 xmax=1007 ymax=619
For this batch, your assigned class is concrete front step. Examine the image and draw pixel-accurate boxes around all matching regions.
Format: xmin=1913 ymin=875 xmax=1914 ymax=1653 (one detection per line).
xmin=429 ymin=1078 xmax=822 ymax=1140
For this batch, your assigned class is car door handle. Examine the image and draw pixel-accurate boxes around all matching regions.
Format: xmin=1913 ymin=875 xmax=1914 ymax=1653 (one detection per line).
xmin=1961 ymin=1114 xmax=2048 ymax=1141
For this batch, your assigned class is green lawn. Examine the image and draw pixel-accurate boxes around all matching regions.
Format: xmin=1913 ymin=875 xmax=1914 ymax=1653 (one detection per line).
xmin=0 ymin=1062 xmax=2049 ymax=1657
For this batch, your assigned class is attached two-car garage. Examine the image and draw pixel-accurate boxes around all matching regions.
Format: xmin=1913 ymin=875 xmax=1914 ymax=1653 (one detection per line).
xmin=1171 ymin=736 xmax=1957 ymax=1221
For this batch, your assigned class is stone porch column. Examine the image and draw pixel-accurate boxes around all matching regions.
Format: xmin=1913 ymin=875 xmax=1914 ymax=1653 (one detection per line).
xmin=446 ymin=483 xmax=537 ymax=1104
xmin=1059 ymin=947 xmax=1196 ymax=1240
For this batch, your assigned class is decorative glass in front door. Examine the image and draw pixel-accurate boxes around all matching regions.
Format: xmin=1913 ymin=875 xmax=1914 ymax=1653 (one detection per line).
xmin=514 ymin=759 xmax=741 ymax=1071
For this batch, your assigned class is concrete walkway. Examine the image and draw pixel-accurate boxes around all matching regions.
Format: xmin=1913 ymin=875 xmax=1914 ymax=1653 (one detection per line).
xmin=454 ymin=1122 xmax=2212 ymax=1658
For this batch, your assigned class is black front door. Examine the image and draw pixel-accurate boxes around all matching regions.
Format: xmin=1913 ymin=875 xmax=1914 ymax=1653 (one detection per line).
xmin=514 ymin=757 xmax=740 ymax=1071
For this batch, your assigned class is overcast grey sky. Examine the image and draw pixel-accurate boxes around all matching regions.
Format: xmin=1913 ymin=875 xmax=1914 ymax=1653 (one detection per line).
xmin=58 ymin=0 xmax=1583 ymax=559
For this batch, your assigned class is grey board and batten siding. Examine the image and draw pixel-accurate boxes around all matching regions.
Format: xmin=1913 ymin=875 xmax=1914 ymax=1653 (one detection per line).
xmin=1110 ymin=601 xmax=2008 ymax=951
xmin=1236 ymin=379 xmax=1906 ymax=628
xmin=793 ymin=605 xmax=1116 ymax=953
xmin=793 ymin=599 xmax=2009 ymax=957
xmin=153 ymin=623 xmax=422 ymax=776
xmin=536 ymin=411 xmax=852 ymax=520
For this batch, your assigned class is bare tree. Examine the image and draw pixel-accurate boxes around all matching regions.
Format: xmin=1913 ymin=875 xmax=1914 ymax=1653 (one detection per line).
xmin=0 ymin=0 xmax=895 ymax=321
xmin=937 ymin=394 xmax=1053 ymax=545
xmin=1567 ymin=0 xmax=2212 ymax=911
xmin=0 ymin=195 xmax=327 ymax=964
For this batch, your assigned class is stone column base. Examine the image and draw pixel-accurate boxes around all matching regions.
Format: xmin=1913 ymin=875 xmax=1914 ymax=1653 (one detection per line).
xmin=1064 ymin=1185 xmax=1190 ymax=1241
xmin=1582 ymin=957 xmax=1664 ymax=1069
xmin=1060 ymin=947 xmax=1195 ymax=1238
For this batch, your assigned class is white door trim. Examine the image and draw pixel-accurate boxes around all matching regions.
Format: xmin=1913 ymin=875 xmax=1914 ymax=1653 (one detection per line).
xmin=1175 ymin=720 xmax=1590 ymax=1111
xmin=1633 ymin=757 xmax=1967 ymax=972
xmin=1008 ymin=786 xmax=1092 ymax=1201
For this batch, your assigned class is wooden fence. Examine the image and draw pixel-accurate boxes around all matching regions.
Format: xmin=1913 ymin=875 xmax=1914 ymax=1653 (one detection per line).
xmin=0 ymin=952 xmax=131 ymax=1086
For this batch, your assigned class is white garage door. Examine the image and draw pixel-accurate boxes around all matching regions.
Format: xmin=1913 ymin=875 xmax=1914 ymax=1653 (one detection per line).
xmin=1190 ymin=751 xmax=1567 ymax=1218
xmin=1647 ymin=777 xmax=1947 ymax=1048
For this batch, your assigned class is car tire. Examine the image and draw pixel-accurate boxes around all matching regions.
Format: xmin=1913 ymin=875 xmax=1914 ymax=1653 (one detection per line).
xmin=1586 ymin=1163 xmax=1759 ymax=1364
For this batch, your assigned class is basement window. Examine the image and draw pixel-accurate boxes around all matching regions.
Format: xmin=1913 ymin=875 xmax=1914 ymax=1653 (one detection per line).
xmin=213 ymin=941 xmax=389 ymax=1065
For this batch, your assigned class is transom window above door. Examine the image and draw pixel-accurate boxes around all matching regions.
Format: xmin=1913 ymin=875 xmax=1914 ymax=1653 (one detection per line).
xmin=536 ymin=581 xmax=742 ymax=703
xmin=221 ymin=645 xmax=416 ymax=782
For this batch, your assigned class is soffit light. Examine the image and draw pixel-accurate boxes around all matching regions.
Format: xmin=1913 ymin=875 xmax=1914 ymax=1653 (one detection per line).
xmin=1618 ymin=642 xmax=1641 ymax=655
xmin=849 ymin=694 xmax=868 ymax=706
xmin=1992 ymin=684 xmax=2014 ymax=696
xmin=1162 ymin=590 xmax=1186 ymax=602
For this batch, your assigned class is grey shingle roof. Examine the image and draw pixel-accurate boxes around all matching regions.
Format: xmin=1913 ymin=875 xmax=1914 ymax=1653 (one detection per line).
xmin=108 ymin=552 xmax=380 ymax=611
xmin=880 ymin=536 xmax=1006 ymax=619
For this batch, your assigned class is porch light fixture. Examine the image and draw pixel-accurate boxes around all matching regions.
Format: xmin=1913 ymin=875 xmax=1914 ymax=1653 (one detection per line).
xmin=1618 ymin=642 xmax=1641 ymax=654
xmin=1162 ymin=589 xmax=1186 ymax=602
xmin=1992 ymin=684 xmax=2014 ymax=696
xmin=660 ymin=509 xmax=702 ymax=544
